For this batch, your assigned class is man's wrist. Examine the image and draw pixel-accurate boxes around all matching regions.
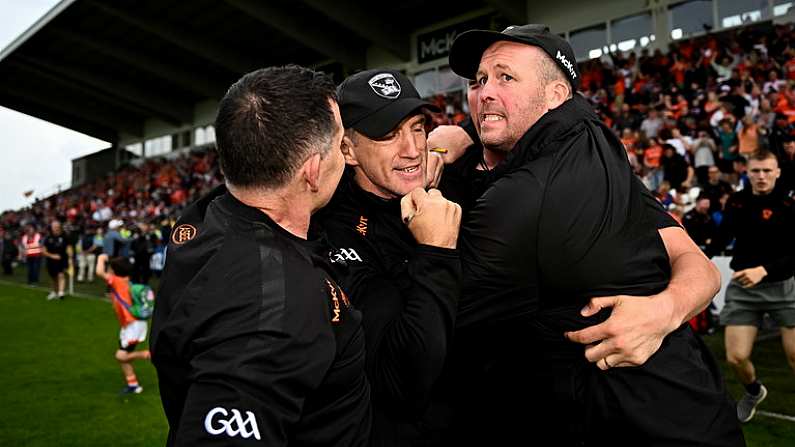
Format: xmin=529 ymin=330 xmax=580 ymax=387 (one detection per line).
xmin=651 ymin=290 xmax=683 ymax=334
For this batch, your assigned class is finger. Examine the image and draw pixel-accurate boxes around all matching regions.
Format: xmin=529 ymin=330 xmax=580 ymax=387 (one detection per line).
xmin=583 ymin=340 xmax=615 ymax=363
xmin=401 ymin=188 xmax=425 ymax=224
xmin=565 ymin=321 xmax=610 ymax=345
xmin=598 ymin=356 xmax=613 ymax=371
xmin=426 ymin=188 xmax=443 ymax=198
xmin=580 ymin=296 xmax=620 ymax=317
xmin=731 ymin=271 xmax=743 ymax=279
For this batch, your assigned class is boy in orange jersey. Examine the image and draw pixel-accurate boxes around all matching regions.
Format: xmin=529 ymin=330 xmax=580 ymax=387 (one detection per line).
xmin=96 ymin=253 xmax=151 ymax=394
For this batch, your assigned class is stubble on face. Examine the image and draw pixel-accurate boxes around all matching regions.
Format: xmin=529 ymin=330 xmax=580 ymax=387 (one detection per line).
xmin=475 ymin=42 xmax=551 ymax=153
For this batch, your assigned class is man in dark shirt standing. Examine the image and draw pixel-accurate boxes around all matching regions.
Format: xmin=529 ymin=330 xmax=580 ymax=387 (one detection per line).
xmin=315 ymin=69 xmax=462 ymax=446
xmin=707 ymin=150 xmax=795 ymax=423
xmin=703 ymin=165 xmax=735 ymax=213
xmin=42 ymin=220 xmax=68 ymax=300
xmin=441 ymin=24 xmax=742 ymax=445
xmin=683 ymin=195 xmax=718 ymax=249
xmin=151 ymin=65 xmax=370 ymax=446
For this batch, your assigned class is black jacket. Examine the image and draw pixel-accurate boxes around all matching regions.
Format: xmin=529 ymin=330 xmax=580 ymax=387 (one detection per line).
xmin=707 ymin=188 xmax=795 ymax=282
xmin=151 ymin=185 xmax=371 ymax=446
xmin=313 ymin=170 xmax=461 ymax=446
xmin=440 ymin=95 xmax=741 ymax=446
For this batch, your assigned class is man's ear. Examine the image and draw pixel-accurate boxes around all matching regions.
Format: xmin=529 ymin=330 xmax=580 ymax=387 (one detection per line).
xmin=546 ymin=80 xmax=571 ymax=111
xmin=302 ymin=153 xmax=322 ymax=192
xmin=341 ymin=134 xmax=360 ymax=166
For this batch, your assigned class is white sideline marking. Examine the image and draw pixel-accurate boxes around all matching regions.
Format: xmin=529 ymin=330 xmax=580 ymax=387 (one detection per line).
xmin=0 ymin=279 xmax=108 ymax=301
xmin=758 ymin=411 xmax=795 ymax=423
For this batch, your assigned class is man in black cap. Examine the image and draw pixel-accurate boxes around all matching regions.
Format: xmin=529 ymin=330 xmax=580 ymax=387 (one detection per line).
xmin=435 ymin=24 xmax=743 ymax=445
xmin=313 ymin=69 xmax=462 ymax=446
xmin=151 ymin=65 xmax=370 ymax=446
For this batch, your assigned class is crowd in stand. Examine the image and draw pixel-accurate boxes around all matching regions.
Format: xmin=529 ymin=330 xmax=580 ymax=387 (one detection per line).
xmin=2 ymin=21 xmax=795 ymax=294
xmin=577 ymin=22 xmax=795 ymax=249
xmin=0 ymin=149 xmax=222 ymax=288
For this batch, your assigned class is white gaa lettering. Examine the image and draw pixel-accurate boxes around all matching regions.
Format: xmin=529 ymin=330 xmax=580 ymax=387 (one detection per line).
xmin=204 ymin=407 xmax=261 ymax=440
xmin=330 ymin=248 xmax=363 ymax=264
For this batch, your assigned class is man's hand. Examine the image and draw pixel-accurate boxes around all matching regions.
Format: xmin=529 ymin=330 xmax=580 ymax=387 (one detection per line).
xmin=400 ymin=188 xmax=461 ymax=249
xmin=565 ymin=293 xmax=679 ymax=370
xmin=732 ymin=266 xmax=767 ymax=288
xmin=566 ymin=226 xmax=720 ymax=371
xmin=427 ymin=125 xmax=473 ymax=164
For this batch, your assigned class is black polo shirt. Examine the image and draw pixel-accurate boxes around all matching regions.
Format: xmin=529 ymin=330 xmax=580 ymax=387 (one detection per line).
xmin=151 ymin=185 xmax=371 ymax=446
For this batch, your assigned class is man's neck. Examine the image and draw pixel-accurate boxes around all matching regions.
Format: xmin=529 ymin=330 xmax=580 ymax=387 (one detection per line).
xmin=229 ymin=184 xmax=311 ymax=239
xmin=479 ymin=147 xmax=508 ymax=170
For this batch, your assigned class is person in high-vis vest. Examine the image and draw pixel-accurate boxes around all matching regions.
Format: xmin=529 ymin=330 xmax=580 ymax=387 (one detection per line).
xmin=21 ymin=225 xmax=43 ymax=284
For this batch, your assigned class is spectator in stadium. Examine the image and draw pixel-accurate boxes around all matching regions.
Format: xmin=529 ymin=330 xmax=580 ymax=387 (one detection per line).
xmin=718 ymin=118 xmax=740 ymax=173
xmin=314 ymin=68 xmax=462 ymax=446
xmin=442 ymin=23 xmax=742 ymax=445
xmin=103 ymin=219 xmax=127 ymax=258
xmin=640 ymin=106 xmax=663 ymax=138
xmin=660 ymin=143 xmax=692 ymax=190
xmin=76 ymin=225 xmax=99 ymax=282
xmin=130 ymin=223 xmax=154 ymax=284
xmin=21 ymin=225 xmax=43 ymax=284
xmin=1 ymin=228 xmax=18 ymax=275
xmin=42 ymin=220 xmax=68 ymax=300
xmin=96 ymin=253 xmax=151 ymax=395
xmin=150 ymin=65 xmax=370 ymax=446
xmin=655 ymin=179 xmax=676 ymax=208
xmin=682 ymin=195 xmax=717 ymax=250
xmin=703 ymin=165 xmax=735 ymax=213
xmin=706 ymin=150 xmax=795 ymax=423
xmin=777 ymin=134 xmax=795 ymax=196
xmin=693 ymin=129 xmax=718 ymax=186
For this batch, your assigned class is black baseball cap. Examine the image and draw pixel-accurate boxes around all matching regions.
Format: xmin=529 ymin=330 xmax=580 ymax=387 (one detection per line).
xmin=449 ymin=24 xmax=580 ymax=90
xmin=337 ymin=69 xmax=439 ymax=139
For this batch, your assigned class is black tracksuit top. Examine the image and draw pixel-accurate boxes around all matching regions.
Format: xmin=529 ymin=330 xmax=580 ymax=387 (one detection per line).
xmin=437 ymin=95 xmax=744 ymax=446
xmin=151 ymin=185 xmax=371 ymax=446
xmin=313 ymin=171 xmax=461 ymax=446
xmin=707 ymin=188 xmax=795 ymax=282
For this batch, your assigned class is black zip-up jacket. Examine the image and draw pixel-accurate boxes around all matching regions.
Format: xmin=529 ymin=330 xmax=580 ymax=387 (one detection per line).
xmin=151 ymin=185 xmax=371 ymax=446
xmin=313 ymin=170 xmax=461 ymax=447
xmin=441 ymin=95 xmax=742 ymax=446
xmin=707 ymin=188 xmax=795 ymax=282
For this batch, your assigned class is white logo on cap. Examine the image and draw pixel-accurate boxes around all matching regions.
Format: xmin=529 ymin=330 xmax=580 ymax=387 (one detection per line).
xmin=556 ymin=50 xmax=577 ymax=80
xmin=368 ymin=73 xmax=402 ymax=99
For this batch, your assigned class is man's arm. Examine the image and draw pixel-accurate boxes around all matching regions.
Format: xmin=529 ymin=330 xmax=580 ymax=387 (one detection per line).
xmin=95 ymin=253 xmax=109 ymax=280
xmin=566 ymin=226 xmax=720 ymax=369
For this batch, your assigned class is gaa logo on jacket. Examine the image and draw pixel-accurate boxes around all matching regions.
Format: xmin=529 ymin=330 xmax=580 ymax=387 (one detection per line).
xmin=204 ymin=407 xmax=261 ymax=440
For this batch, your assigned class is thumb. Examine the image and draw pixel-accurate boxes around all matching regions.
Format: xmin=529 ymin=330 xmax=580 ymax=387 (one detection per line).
xmin=581 ymin=296 xmax=620 ymax=317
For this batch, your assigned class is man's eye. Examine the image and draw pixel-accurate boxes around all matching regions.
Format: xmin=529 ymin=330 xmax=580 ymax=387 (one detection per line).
xmin=501 ymin=74 xmax=513 ymax=82
xmin=476 ymin=76 xmax=487 ymax=86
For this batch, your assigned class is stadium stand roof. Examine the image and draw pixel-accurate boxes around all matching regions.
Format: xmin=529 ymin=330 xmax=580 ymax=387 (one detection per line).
xmin=0 ymin=0 xmax=523 ymax=145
